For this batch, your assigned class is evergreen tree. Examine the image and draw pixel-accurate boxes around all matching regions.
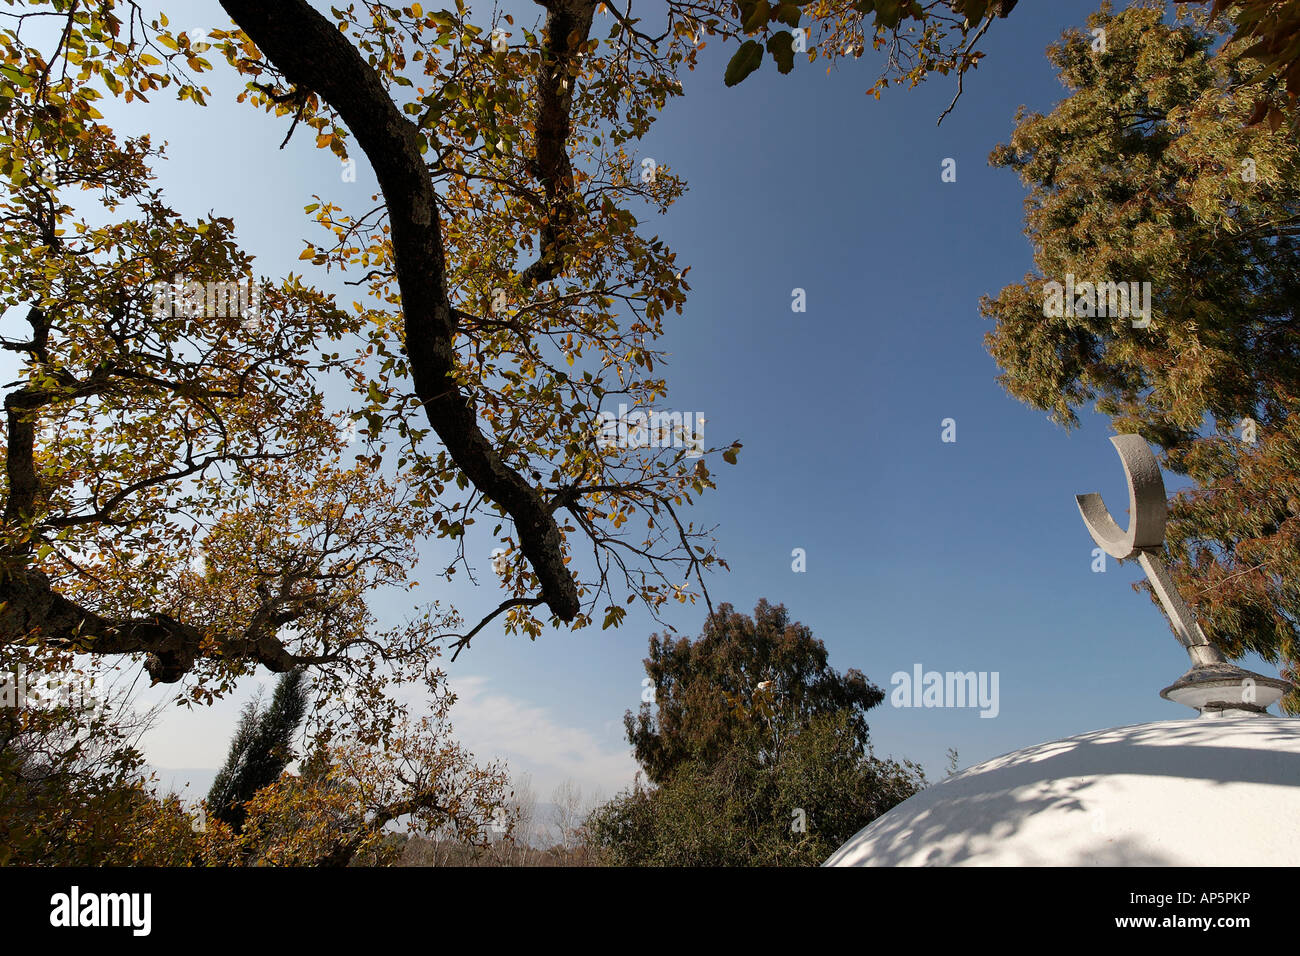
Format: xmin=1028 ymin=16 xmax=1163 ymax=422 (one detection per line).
xmin=624 ymin=599 xmax=887 ymax=786
xmin=982 ymin=2 xmax=1300 ymax=706
xmin=207 ymin=669 xmax=310 ymax=832
xmin=590 ymin=601 xmax=924 ymax=865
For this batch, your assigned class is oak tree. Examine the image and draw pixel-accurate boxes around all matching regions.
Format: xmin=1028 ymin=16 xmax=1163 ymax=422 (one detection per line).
xmin=0 ymin=0 xmax=748 ymax=719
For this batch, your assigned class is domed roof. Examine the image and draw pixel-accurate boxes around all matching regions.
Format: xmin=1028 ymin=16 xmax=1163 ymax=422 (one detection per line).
xmin=826 ymin=712 xmax=1300 ymax=867
xmin=828 ymin=435 xmax=1300 ymax=866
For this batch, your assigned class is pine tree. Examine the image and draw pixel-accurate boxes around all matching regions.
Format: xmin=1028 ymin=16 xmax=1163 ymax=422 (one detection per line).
xmin=207 ymin=669 xmax=310 ymax=832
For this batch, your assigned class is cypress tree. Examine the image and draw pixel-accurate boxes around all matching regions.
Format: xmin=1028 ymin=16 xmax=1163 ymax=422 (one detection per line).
xmin=207 ymin=668 xmax=309 ymax=832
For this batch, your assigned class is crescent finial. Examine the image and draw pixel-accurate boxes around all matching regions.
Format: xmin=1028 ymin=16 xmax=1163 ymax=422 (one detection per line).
xmin=1075 ymin=434 xmax=1167 ymax=559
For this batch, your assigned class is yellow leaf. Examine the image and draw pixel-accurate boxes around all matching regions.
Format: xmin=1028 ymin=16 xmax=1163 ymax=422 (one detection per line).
xmin=299 ymin=246 xmax=315 ymax=260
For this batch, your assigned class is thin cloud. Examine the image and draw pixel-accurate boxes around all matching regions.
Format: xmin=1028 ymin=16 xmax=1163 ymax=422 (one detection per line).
xmin=448 ymin=675 xmax=638 ymax=798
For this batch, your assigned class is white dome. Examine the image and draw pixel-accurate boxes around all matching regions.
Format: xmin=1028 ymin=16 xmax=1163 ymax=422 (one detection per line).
xmin=826 ymin=712 xmax=1300 ymax=866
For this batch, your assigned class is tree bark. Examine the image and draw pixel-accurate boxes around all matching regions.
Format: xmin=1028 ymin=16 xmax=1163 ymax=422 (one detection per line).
xmin=217 ymin=0 xmax=592 ymax=622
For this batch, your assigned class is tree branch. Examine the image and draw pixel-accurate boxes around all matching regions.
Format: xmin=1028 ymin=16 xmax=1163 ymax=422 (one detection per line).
xmin=218 ymin=0 xmax=589 ymax=621
xmin=0 ymin=566 xmax=307 ymax=683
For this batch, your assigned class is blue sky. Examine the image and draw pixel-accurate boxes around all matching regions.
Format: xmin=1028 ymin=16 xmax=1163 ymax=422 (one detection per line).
xmin=60 ymin=0 xmax=1285 ymax=804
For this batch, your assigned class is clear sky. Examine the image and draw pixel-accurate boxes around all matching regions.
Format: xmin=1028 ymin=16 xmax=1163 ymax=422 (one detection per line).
xmin=49 ymin=0 xmax=1286 ymax=805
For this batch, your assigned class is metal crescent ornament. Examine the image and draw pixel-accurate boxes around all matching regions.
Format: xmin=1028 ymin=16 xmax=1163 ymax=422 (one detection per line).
xmin=1075 ymin=435 xmax=1293 ymax=713
xmin=1075 ymin=434 xmax=1166 ymax=560
xmin=1075 ymin=435 xmax=1212 ymax=655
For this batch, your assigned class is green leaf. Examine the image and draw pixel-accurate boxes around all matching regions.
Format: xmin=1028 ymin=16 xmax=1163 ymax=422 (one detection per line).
xmin=953 ymin=0 xmax=988 ymax=25
xmin=775 ymin=3 xmax=802 ymax=28
xmin=874 ymin=0 xmax=903 ymax=29
xmin=767 ymin=31 xmax=796 ymax=74
xmin=0 ymin=65 xmax=32 ymax=89
xmin=741 ymin=0 xmax=770 ymax=33
xmin=724 ymin=41 xmax=765 ymax=87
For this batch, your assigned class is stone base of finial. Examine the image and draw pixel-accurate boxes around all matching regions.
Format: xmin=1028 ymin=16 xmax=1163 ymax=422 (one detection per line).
xmin=1160 ymin=661 xmax=1293 ymax=714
